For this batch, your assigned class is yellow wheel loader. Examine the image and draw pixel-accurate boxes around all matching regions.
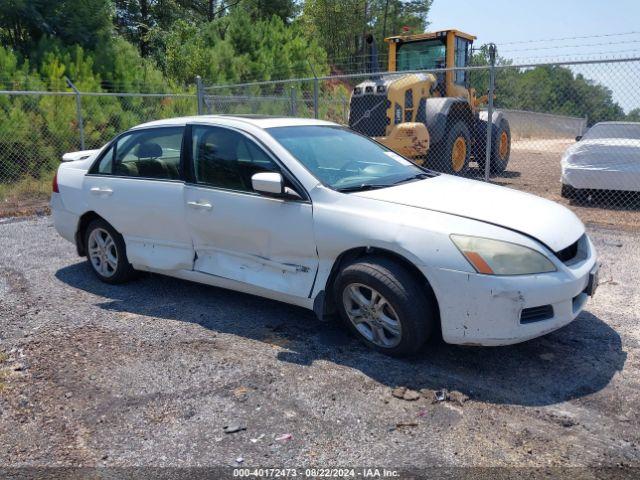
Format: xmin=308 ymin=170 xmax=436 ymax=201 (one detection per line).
xmin=348 ymin=30 xmax=511 ymax=175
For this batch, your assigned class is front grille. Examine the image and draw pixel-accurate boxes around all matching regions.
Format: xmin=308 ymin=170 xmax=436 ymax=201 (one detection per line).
xmin=520 ymin=305 xmax=554 ymax=324
xmin=348 ymin=94 xmax=390 ymax=137
xmin=555 ymin=235 xmax=583 ymax=263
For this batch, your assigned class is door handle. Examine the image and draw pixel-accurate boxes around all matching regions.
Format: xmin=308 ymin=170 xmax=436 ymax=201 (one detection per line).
xmin=90 ymin=187 xmax=113 ymax=196
xmin=187 ymin=200 xmax=213 ymax=210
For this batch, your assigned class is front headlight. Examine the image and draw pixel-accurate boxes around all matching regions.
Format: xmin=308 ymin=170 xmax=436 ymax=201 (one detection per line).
xmin=451 ymin=235 xmax=557 ymax=275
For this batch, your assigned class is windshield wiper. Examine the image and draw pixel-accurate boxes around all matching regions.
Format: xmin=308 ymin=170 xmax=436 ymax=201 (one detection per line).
xmin=337 ymin=172 xmax=433 ymax=192
xmin=336 ymin=183 xmax=391 ymax=193
xmin=391 ymin=172 xmax=432 ymax=185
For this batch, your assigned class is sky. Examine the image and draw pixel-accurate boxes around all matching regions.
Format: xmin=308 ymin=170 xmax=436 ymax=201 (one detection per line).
xmin=428 ymin=0 xmax=640 ymax=112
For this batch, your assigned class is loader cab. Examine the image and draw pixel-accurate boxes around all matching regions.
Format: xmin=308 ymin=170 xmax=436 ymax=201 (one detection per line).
xmin=386 ymin=30 xmax=475 ymax=98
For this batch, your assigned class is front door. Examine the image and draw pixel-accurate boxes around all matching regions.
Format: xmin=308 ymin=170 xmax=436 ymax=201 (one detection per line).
xmin=84 ymin=126 xmax=194 ymax=271
xmin=183 ymin=124 xmax=318 ymax=298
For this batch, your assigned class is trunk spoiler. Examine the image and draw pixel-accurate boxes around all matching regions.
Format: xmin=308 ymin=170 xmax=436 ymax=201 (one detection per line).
xmin=61 ymin=149 xmax=100 ymax=162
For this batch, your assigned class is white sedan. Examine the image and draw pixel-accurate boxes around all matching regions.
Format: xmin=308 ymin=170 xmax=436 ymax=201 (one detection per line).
xmin=561 ymin=121 xmax=640 ymax=197
xmin=51 ymin=115 xmax=598 ymax=356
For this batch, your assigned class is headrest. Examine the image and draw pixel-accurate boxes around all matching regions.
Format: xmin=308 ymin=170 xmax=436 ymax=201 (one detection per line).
xmin=137 ymin=142 xmax=163 ymax=158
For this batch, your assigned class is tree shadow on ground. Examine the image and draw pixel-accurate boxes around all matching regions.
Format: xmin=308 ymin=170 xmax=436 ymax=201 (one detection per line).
xmin=56 ymin=262 xmax=626 ymax=407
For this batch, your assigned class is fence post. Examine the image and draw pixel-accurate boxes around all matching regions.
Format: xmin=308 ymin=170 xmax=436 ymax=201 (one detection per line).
xmin=65 ymin=77 xmax=85 ymax=150
xmin=313 ymin=78 xmax=319 ymax=119
xmin=342 ymin=95 xmax=348 ymax=124
xmin=308 ymin=59 xmax=319 ymax=119
xmin=290 ymin=87 xmax=297 ymax=116
xmin=484 ymin=44 xmax=497 ymax=182
xmin=196 ymin=76 xmax=204 ymax=115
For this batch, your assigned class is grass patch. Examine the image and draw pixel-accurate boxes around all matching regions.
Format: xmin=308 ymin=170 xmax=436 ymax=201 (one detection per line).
xmin=0 ymin=172 xmax=53 ymax=217
xmin=0 ymin=173 xmax=53 ymax=202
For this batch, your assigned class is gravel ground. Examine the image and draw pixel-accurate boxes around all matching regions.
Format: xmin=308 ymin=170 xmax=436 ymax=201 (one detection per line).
xmin=0 ymin=216 xmax=639 ymax=469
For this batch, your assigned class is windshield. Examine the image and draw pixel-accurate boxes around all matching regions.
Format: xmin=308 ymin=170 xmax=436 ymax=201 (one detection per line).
xmin=396 ymin=39 xmax=446 ymax=71
xmin=266 ymin=126 xmax=429 ymax=191
xmin=583 ymin=123 xmax=640 ymax=140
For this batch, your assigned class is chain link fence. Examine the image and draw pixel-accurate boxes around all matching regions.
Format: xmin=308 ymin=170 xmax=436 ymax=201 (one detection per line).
xmin=1 ymin=57 xmax=639 ymax=229
xmin=0 ymin=87 xmax=197 ymax=215
xmin=200 ymin=57 xmax=640 ymax=230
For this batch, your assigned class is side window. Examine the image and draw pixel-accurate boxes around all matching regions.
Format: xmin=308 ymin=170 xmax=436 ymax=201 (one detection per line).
xmin=191 ymin=126 xmax=280 ymax=192
xmin=454 ymin=37 xmax=470 ymax=85
xmin=112 ymin=127 xmax=184 ymax=180
xmin=97 ymin=145 xmax=114 ymax=174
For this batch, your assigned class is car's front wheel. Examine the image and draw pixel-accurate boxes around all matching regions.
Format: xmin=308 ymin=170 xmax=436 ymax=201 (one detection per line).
xmin=334 ymin=257 xmax=435 ymax=357
xmin=84 ymin=219 xmax=135 ymax=284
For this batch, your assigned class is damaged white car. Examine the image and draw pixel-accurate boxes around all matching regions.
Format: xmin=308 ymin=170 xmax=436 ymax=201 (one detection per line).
xmin=51 ymin=116 xmax=598 ymax=356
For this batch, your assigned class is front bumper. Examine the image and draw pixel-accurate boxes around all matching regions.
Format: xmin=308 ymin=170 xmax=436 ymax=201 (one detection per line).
xmin=425 ymin=238 xmax=598 ymax=346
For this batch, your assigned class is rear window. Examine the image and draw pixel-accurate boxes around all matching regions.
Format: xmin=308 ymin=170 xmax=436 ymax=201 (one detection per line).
xmin=583 ymin=123 xmax=640 ymax=140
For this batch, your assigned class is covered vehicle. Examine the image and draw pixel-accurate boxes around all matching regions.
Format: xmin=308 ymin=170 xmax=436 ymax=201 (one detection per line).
xmin=561 ymin=121 xmax=640 ymax=196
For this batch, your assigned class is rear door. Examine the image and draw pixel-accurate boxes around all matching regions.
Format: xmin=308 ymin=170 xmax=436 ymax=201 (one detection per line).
xmin=183 ymin=123 xmax=318 ymax=299
xmin=84 ymin=126 xmax=194 ymax=271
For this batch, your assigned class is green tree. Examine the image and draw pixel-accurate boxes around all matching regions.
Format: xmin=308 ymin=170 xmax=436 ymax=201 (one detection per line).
xmin=470 ymin=47 xmax=625 ymax=125
xmin=626 ymin=108 xmax=640 ymax=122
xmin=301 ymin=0 xmax=432 ymax=73
xmin=0 ymin=0 xmax=113 ymax=52
xmin=163 ymin=9 xmax=328 ymax=85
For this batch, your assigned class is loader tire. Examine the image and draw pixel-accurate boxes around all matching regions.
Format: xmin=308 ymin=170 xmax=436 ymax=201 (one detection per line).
xmin=429 ymin=120 xmax=471 ymax=175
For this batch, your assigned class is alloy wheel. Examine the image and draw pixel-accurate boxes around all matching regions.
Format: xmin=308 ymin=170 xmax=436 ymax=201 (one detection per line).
xmin=88 ymin=228 xmax=118 ymax=278
xmin=342 ymin=283 xmax=402 ymax=348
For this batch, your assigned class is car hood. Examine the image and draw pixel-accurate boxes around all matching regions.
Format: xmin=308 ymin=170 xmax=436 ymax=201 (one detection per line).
xmin=563 ymin=138 xmax=640 ymax=170
xmin=353 ymin=175 xmax=584 ymax=252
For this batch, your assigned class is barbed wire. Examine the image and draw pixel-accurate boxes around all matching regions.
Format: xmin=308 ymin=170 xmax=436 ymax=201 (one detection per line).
xmin=500 ymin=38 xmax=640 ymax=53
xmin=497 ymin=30 xmax=640 ymax=46
xmin=509 ymin=49 xmax=640 ymax=62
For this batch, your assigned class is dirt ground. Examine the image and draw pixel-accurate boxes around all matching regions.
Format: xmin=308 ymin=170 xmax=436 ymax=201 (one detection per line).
xmin=1 ymin=216 xmax=639 ymax=471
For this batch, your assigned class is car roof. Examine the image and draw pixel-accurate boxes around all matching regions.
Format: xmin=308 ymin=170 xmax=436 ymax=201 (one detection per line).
xmin=592 ymin=121 xmax=640 ymax=126
xmin=132 ymin=115 xmax=339 ymax=130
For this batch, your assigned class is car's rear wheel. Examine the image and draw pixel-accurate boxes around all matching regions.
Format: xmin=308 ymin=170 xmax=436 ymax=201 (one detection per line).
xmin=84 ymin=219 xmax=135 ymax=284
xmin=334 ymin=257 xmax=434 ymax=357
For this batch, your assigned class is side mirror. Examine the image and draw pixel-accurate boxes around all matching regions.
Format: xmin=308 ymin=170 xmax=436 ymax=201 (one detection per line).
xmin=575 ymin=135 xmax=582 ymax=142
xmin=252 ymin=172 xmax=284 ymax=195
xmin=252 ymin=172 xmax=303 ymax=200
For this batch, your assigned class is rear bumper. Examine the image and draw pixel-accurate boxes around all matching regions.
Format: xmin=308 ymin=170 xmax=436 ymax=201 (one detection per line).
xmin=50 ymin=193 xmax=78 ymax=244
xmin=424 ymin=239 xmax=598 ymax=346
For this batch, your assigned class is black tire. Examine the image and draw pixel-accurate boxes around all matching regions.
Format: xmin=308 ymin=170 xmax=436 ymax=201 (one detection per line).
xmin=428 ymin=120 xmax=471 ymax=175
xmin=561 ymin=183 xmax=587 ymax=203
xmin=477 ymin=117 xmax=511 ymax=175
xmin=561 ymin=183 xmax=575 ymax=198
xmin=84 ymin=218 xmax=135 ymax=284
xmin=334 ymin=257 xmax=435 ymax=357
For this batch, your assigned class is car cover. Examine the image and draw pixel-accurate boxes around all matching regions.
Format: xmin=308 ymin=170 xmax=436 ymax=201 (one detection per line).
xmin=561 ymin=138 xmax=640 ymax=191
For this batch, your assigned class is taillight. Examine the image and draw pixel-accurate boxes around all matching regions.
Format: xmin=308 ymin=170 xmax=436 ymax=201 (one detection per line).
xmin=52 ymin=172 xmax=59 ymax=193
